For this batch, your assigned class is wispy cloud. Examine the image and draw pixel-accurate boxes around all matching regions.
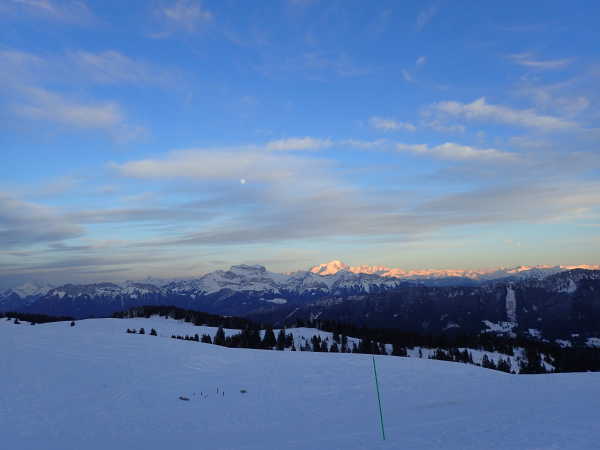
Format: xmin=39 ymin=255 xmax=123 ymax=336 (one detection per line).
xmin=369 ymin=117 xmax=416 ymax=132
xmin=0 ymin=49 xmax=166 ymax=140
xmin=257 ymin=52 xmax=371 ymax=80
xmin=153 ymin=0 xmax=213 ymax=35
xmin=266 ymin=137 xmax=333 ymax=151
xmin=508 ymin=53 xmax=573 ymax=70
xmin=396 ymin=142 xmax=517 ymax=162
xmin=0 ymin=49 xmax=177 ymax=88
xmin=424 ymin=120 xmax=466 ymax=133
xmin=401 ymin=69 xmax=414 ymax=83
xmin=68 ymin=50 xmax=178 ymax=86
xmin=7 ymin=0 xmax=93 ymax=24
xmin=0 ymin=192 xmax=83 ymax=248
xmin=401 ymin=56 xmax=427 ymax=83
xmin=416 ymin=4 xmax=438 ymax=31
xmin=12 ymin=86 xmax=144 ymax=141
xmin=515 ymin=77 xmax=592 ymax=119
xmin=430 ymin=97 xmax=578 ymax=132
xmin=112 ymin=146 xmax=331 ymax=183
xmin=418 ymin=182 xmax=600 ymax=225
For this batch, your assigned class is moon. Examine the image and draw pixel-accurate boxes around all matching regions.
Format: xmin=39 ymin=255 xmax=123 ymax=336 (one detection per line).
xmin=240 ymin=178 xmax=246 ymax=184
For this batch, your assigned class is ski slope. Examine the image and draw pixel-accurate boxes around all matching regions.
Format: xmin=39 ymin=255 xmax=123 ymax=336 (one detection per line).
xmin=2 ymin=318 xmax=600 ymax=450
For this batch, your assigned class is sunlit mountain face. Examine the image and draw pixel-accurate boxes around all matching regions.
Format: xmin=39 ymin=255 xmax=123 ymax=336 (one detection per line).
xmin=309 ymin=260 xmax=600 ymax=280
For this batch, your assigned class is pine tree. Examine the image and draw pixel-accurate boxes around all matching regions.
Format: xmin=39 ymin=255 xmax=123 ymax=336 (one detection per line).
xmin=276 ymin=329 xmax=286 ymax=350
xmin=150 ymin=328 xmax=157 ymax=336
xmin=70 ymin=321 xmax=75 ymax=327
xmin=262 ymin=328 xmax=276 ymax=349
xmin=482 ymin=354 xmax=497 ymax=369
xmin=311 ymin=335 xmax=321 ymax=352
xmin=248 ymin=329 xmax=262 ymax=348
xmin=359 ymin=338 xmax=372 ymax=354
xmin=139 ymin=328 xmax=145 ymax=335
xmin=285 ymin=333 xmax=294 ymax=349
xmin=497 ymin=358 xmax=512 ymax=373
xmin=520 ymin=347 xmax=546 ymax=374
xmin=214 ymin=327 xmax=226 ymax=346
xmin=201 ymin=334 xmax=212 ymax=344
xmin=392 ymin=342 xmax=407 ymax=356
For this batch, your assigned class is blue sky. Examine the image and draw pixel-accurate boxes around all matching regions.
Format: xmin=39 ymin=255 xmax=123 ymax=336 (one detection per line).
xmin=1 ymin=0 xmax=600 ymax=286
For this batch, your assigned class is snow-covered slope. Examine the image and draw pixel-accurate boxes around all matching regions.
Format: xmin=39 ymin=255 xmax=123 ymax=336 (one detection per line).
xmin=2 ymin=318 xmax=599 ymax=450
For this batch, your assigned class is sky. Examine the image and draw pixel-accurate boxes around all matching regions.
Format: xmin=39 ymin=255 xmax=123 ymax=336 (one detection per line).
xmin=1 ymin=0 xmax=600 ymax=287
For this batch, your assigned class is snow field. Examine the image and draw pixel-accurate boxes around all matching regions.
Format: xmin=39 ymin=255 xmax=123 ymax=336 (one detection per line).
xmin=2 ymin=318 xmax=600 ymax=449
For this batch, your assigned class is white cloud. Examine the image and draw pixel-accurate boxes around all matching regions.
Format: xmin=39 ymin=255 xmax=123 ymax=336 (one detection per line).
xmin=424 ymin=120 xmax=466 ymax=133
xmin=8 ymin=0 xmax=93 ymax=24
xmin=517 ymin=83 xmax=590 ymax=118
xmin=416 ymin=5 xmax=438 ymax=31
xmin=0 ymin=49 xmax=147 ymax=140
xmin=416 ymin=56 xmax=427 ymax=66
xmin=0 ymin=192 xmax=83 ymax=248
xmin=508 ymin=53 xmax=573 ymax=70
xmin=12 ymin=86 xmax=144 ymax=141
xmin=113 ymin=147 xmax=330 ymax=183
xmin=401 ymin=69 xmax=414 ymax=82
xmin=369 ymin=117 xmax=416 ymax=132
xmin=396 ymin=142 xmax=517 ymax=162
xmin=431 ymin=97 xmax=577 ymax=132
xmin=340 ymin=139 xmax=388 ymax=149
xmin=15 ymin=87 xmax=120 ymax=128
xmin=261 ymin=52 xmax=371 ymax=79
xmin=0 ymin=48 xmax=177 ymax=88
xmin=157 ymin=0 xmax=213 ymax=33
xmin=266 ymin=137 xmax=332 ymax=151
xmin=508 ymin=136 xmax=551 ymax=149
xmin=68 ymin=50 xmax=176 ymax=85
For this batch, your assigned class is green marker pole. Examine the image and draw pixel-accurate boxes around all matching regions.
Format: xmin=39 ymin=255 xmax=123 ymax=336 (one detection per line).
xmin=372 ymin=354 xmax=386 ymax=440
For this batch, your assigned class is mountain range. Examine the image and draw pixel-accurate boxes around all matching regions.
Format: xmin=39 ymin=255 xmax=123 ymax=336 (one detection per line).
xmin=2 ymin=261 xmax=600 ymax=343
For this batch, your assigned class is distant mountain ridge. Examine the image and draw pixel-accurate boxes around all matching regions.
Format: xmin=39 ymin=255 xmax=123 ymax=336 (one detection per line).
xmin=4 ymin=260 xmax=599 ymax=299
xmin=2 ymin=262 xmax=600 ymax=342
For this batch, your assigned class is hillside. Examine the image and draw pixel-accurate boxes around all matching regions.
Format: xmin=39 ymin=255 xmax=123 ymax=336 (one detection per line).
xmin=2 ymin=318 xmax=600 ymax=449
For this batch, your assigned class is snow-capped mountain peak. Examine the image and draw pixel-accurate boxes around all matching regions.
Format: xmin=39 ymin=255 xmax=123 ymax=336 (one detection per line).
xmin=309 ymin=260 xmax=351 ymax=275
xmin=308 ymin=260 xmax=600 ymax=281
xmin=9 ymin=281 xmax=55 ymax=298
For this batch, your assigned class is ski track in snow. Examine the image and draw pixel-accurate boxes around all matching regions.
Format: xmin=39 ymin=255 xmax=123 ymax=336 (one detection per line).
xmin=2 ymin=318 xmax=600 ymax=450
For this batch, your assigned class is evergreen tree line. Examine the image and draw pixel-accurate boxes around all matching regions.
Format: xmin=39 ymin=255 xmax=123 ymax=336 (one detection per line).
xmin=115 ymin=306 xmax=600 ymax=374
xmin=1 ymin=312 xmax=74 ymax=324
xmin=293 ymin=318 xmax=600 ymax=374
xmin=113 ymin=306 xmax=256 ymax=330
